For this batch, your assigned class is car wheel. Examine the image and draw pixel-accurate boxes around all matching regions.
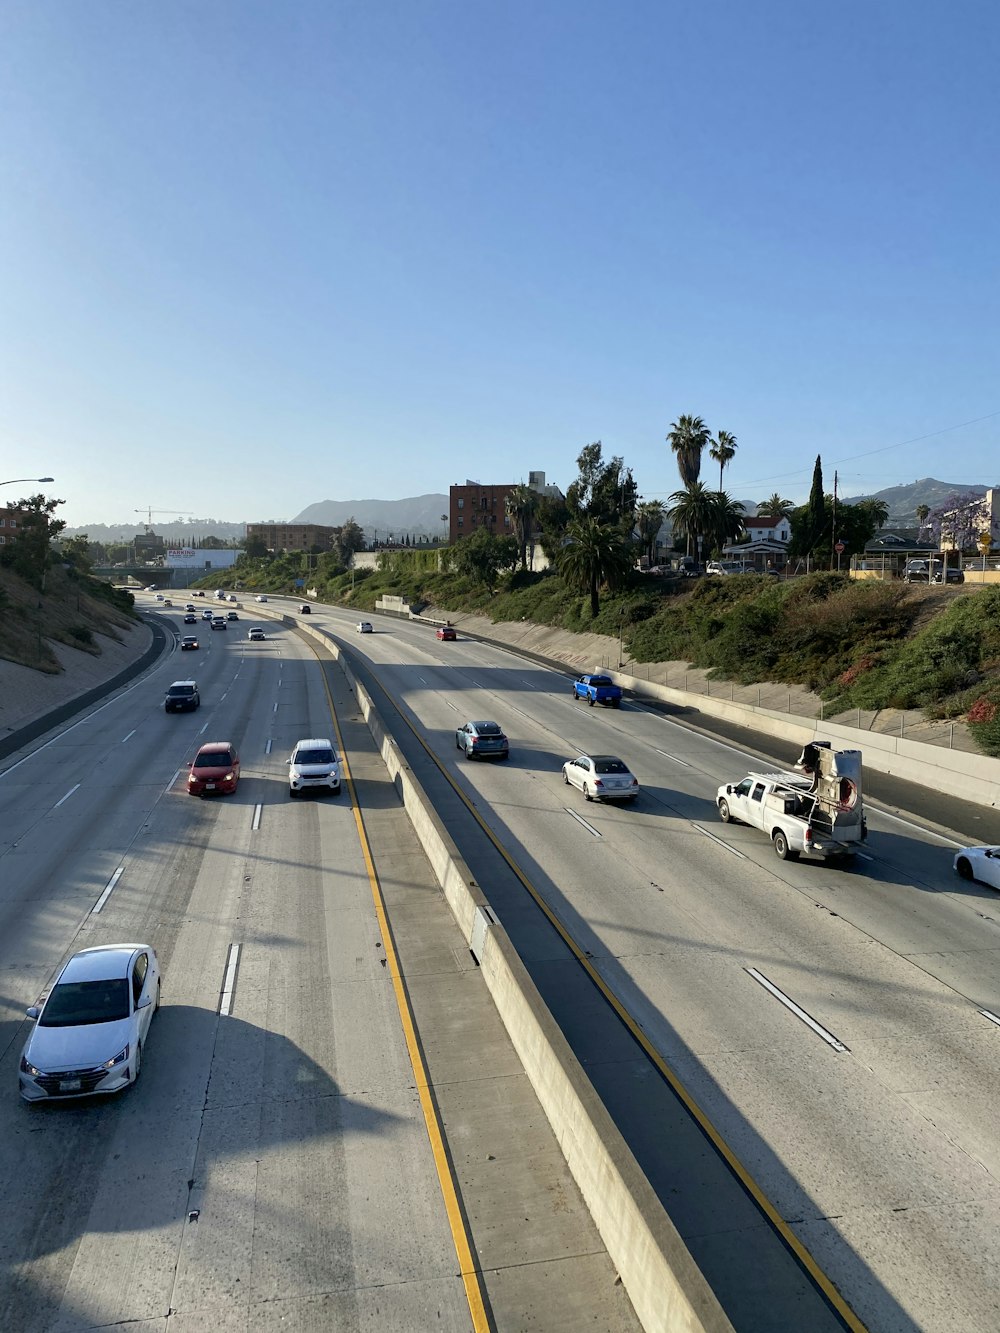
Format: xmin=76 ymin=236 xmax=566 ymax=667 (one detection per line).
xmin=562 ymin=769 xmax=570 ymax=784
xmin=584 ymin=784 xmax=593 ymax=801
xmin=289 ymin=787 xmax=297 ymax=799
xmin=466 ymin=748 xmax=475 ymax=760
xmin=956 ymin=857 xmax=974 ymax=881
xmin=132 ymin=1041 xmax=142 ymax=1085
xmin=718 ymin=799 xmax=731 ymax=823
xmin=773 ymin=830 xmax=798 ymax=861
xmin=500 ymin=752 xmax=510 ymax=761
xmin=612 ymin=699 xmax=621 ymax=708
xmin=588 ymin=696 xmax=595 ymax=706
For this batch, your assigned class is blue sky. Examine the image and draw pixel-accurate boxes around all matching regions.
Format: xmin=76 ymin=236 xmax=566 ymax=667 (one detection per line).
xmin=2 ymin=1 xmax=998 ymax=528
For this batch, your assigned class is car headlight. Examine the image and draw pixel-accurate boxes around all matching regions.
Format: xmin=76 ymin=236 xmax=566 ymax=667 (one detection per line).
xmin=224 ymin=772 xmax=234 ymax=781
xmin=103 ymin=1045 xmax=129 ymax=1070
xmin=290 ymin=769 xmax=301 ymax=780
xmin=20 ymin=1055 xmax=43 ymax=1077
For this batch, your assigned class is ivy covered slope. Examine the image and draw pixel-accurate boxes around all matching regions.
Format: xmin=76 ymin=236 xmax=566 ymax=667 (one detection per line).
xmin=0 ymin=563 xmax=137 ymax=673
xmin=217 ymin=547 xmax=1000 ymax=759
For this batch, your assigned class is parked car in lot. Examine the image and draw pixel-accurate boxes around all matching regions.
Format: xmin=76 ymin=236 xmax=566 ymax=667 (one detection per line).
xmin=562 ymin=754 xmax=639 ymax=802
xmin=287 ymin=738 xmax=340 ymax=797
xmin=19 ymin=944 xmax=160 ymax=1102
xmin=903 ymin=559 xmax=964 ymax=584
xmin=164 ymin=680 xmax=200 ymax=712
xmin=436 ymin=625 xmax=457 ymax=641
xmin=954 ymin=845 xmax=1000 ymax=888
xmin=357 ymin=621 xmax=373 ymax=633
xmin=248 ymin=627 xmax=266 ymax=641
xmin=187 ymin=742 xmax=240 ymax=795
xmin=456 ymin=720 xmax=509 ymax=760
xmin=180 ymin=636 xmax=199 ymax=651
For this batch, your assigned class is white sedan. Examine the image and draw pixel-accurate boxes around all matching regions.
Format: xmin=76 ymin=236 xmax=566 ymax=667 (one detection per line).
xmin=562 ymin=754 xmax=639 ymax=802
xmin=954 ymin=846 xmax=1000 ymax=888
xmin=19 ymin=944 xmax=160 ymax=1102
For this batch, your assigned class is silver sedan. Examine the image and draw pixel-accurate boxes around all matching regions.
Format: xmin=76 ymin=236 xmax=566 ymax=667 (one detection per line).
xmin=561 ymin=754 xmax=639 ymax=802
xmin=19 ymin=944 xmax=160 ymax=1102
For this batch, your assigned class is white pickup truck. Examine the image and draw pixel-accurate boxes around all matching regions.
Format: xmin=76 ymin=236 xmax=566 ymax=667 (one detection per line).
xmin=717 ymin=743 xmax=867 ymax=863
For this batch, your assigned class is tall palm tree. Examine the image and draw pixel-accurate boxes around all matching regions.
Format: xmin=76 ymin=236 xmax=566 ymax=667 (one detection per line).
xmin=667 ymin=482 xmax=717 ymax=562
xmin=758 ymin=493 xmax=793 ymax=519
xmin=915 ymin=503 xmax=930 ymax=534
xmin=709 ymin=430 xmax=738 ymax=491
xmin=856 ymin=497 xmax=890 ymax=531
xmin=666 ymin=415 xmax=711 ymax=488
xmin=635 ymin=499 xmax=666 ymax=565
xmin=557 ymin=517 xmax=633 ymax=617
xmin=505 ymin=483 xmax=539 ymax=571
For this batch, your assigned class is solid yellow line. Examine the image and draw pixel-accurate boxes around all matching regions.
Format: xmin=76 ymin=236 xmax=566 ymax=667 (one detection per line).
xmin=328 ymin=657 xmax=869 ymax=1333
xmin=318 ymin=663 xmax=491 ymax=1333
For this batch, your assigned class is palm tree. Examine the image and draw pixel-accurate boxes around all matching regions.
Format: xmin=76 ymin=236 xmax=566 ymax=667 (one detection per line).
xmin=707 ymin=492 xmax=747 ymax=555
xmin=856 ymin=497 xmax=890 ymax=531
xmin=667 ymin=482 xmax=717 ymax=562
xmin=709 ymin=430 xmax=738 ymax=491
xmin=915 ymin=503 xmax=930 ymax=534
xmin=667 ymin=415 xmax=711 ymax=488
xmin=505 ymin=483 xmax=539 ymax=571
xmin=758 ymin=493 xmax=793 ymax=519
xmin=557 ymin=517 xmax=633 ymax=617
xmin=635 ymin=499 xmax=666 ymax=565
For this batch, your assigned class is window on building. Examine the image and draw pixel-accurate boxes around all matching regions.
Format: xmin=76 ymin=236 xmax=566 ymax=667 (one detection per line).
xmin=457 ymin=498 xmax=464 ymax=509
xmin=458 ymin=517 xmax=464 ymax=528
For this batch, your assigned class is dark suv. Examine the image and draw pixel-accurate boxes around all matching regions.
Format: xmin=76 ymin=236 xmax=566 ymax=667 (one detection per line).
xmin=165 ymin=680 xmax=200 ymax=712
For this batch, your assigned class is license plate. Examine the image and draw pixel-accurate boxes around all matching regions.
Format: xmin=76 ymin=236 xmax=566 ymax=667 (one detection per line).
xmin=206 ymin=783 xmax=215 ymax=790
xmin=59 ymin=1078 xmax=82 ymax=1092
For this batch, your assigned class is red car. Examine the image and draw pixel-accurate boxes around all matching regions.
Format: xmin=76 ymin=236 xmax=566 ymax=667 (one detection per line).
xmin=436 ymin=625 xmax=457 ymax=641
xmin=187 ymin=742 xmax=240 ymax=796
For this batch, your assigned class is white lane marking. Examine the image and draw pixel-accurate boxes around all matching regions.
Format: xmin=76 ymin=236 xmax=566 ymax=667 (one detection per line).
xmin=416 ymin=675 xmax=427 ymax=684
xmin=520 ymin=679 xmax=538 ymax=689
xmin=273 ymin=702 xmax=278 ymax=713
xmin=873 ymin=807 xmax=965 ymax=848
xmin=199 ymin=721 xmax=209 ymax=734
xmin=92 ymin=866 xmax=125 ymax=914
xmin=505 ymin=704 xmax=532 ymax=721
xmin=694 ymin=824 xmax=748 ymax=859
xmin=252 ymin=803 xmax=263 ymax=831
xmin=166 ymin=769 xmax=180 ymax=793
xmin=121 ymin=729 xmax=136 ymax=744
xmin=54 ymin=784 xmax=80 ymax=809
xmin=856 ymin=851 xmax=874 ymax=862
xmin=565 ymin=807 xmax=603 ymax=837
xmin=979 ymin=1009 xmax=1000 ymax=1029
xmin=443 ymin=700 xmax=460 ymax=712
xmin=265 ymin=739 xmax=272 ymax=755
xmin=746 ymin=967 xmax=850 ymax=1052
xmin=654 ymin=748 xmax=690 ymax=766
xmin=221 ymin=692 xmax=228 ymax=701
xmin=219 ymin=944 xmax=241 ymax=1016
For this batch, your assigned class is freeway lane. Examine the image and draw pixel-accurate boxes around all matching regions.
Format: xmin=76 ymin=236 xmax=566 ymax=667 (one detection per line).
xmin=0 ymin=619 xmax=476 ymax=1332
xmin=301 ymin=602 xmax=1000 ymax=1333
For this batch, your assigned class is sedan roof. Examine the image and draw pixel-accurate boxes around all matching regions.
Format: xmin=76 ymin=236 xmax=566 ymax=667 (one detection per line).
xmin=60 ymin=945 xmax=144 ymax=982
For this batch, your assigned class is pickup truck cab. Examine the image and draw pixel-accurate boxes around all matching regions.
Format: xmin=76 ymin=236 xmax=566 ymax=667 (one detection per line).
xmin=572 ymin=674 xmax=623 ymax=708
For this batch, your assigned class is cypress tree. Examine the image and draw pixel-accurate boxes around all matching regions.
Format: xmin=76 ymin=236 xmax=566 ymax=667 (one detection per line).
xmin=808 ymin=455 xmax=825 ymax=552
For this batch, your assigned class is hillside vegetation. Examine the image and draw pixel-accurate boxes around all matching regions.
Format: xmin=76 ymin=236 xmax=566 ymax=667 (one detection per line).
xmin=0 ymin=565 xmax=137 ymax=673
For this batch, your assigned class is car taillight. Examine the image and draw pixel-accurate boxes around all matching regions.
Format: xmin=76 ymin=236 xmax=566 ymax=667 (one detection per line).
xmin=594 ymin=779 xmax=604 ymax=788
xmin=804 ymin=829 xmax=812 ymax=843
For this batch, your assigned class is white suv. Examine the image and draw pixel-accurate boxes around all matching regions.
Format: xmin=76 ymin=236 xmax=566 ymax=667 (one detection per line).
xmin=287 ymin=738 xmax=341 ymax=797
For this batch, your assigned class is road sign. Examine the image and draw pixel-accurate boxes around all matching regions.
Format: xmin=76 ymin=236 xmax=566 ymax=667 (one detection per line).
xmin=835 ymin=541 xmax=845 ymax=554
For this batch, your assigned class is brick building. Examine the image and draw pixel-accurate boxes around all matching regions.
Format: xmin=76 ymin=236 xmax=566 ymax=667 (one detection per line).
xmin=0 ymin=506 xmax=21 ymax=547
xmin=245 ymin=523 xmax=338 ymax=553
xmin=448 ymin=471 xmax=562 ymax=544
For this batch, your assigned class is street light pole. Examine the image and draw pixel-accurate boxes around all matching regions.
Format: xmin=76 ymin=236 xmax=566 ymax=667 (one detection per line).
xmin=1 ymin=476 xmax=54 ymax=487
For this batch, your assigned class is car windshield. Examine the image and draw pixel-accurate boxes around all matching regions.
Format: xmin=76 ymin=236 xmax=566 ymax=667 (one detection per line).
xmin=594 ymin=758 xmax=629 ymax=775
xmin=169 ymin=687 xmax=194 ymax=697
xmin=40 ymin=978 xmax=130 ymax=1026
xmin=473 ymin=723 xmax=501 ymax=735
xmin=296 ymin=749 xmax=334 ymax=765
xmin=194 ymin=750 xmax=232 ymax=768
xmin=588 ymin=676 xmax=612 ymax=686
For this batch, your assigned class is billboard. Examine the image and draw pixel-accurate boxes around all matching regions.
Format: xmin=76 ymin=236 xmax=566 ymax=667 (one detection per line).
xmin=165 ymin=548 xmax=239 ymax=569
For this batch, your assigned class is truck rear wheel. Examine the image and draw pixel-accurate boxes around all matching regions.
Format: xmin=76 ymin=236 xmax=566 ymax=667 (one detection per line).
xmin=773 ymin=830 xmax=799 ymax=861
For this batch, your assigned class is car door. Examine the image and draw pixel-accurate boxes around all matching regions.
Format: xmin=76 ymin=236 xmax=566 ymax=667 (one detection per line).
xmin=457 ymin=724 xmax=471 ymax=752
xmin=984 ymin=850 xmax=1000 ymax=890
xmin=728 ymin=777 xmax=754 ymax=819
xmin=131 ymin=953 xmax=152 ymax=1042
xmin=566 ymin=758 xmax=586 ymax=792
xmin=744 ymin=781 xmax=769 ymax=830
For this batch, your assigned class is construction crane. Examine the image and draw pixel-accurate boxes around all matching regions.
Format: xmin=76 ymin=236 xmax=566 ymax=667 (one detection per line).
xmin=135 ymin=506 xmax=195 ymax=532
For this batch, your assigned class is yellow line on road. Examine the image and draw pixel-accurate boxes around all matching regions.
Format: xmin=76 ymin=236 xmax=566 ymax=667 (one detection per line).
xmin=320 ymin=666 xmax=491 ymax=1333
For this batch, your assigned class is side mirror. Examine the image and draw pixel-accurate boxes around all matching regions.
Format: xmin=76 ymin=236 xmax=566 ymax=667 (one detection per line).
xmin=187 ymin=761 xmax=193 ymax=769
xmin=286 ymin=758 xmax=292 ymax=765
xmin=25 ymin=1005 xmax=39 ymax=1020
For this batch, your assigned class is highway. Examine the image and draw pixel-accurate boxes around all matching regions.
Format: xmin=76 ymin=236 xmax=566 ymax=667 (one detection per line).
xmin=0 ymin=605 xmax=639 ymax=1333
xmin=291 ymin=597 xmax=1000 ymax=1333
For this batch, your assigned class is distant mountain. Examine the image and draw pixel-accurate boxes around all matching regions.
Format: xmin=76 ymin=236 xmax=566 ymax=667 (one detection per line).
xmin=842 ymin=478 xmax=994 ymax=525
xmin=292 ymin=494 xmax=450 ymax=538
